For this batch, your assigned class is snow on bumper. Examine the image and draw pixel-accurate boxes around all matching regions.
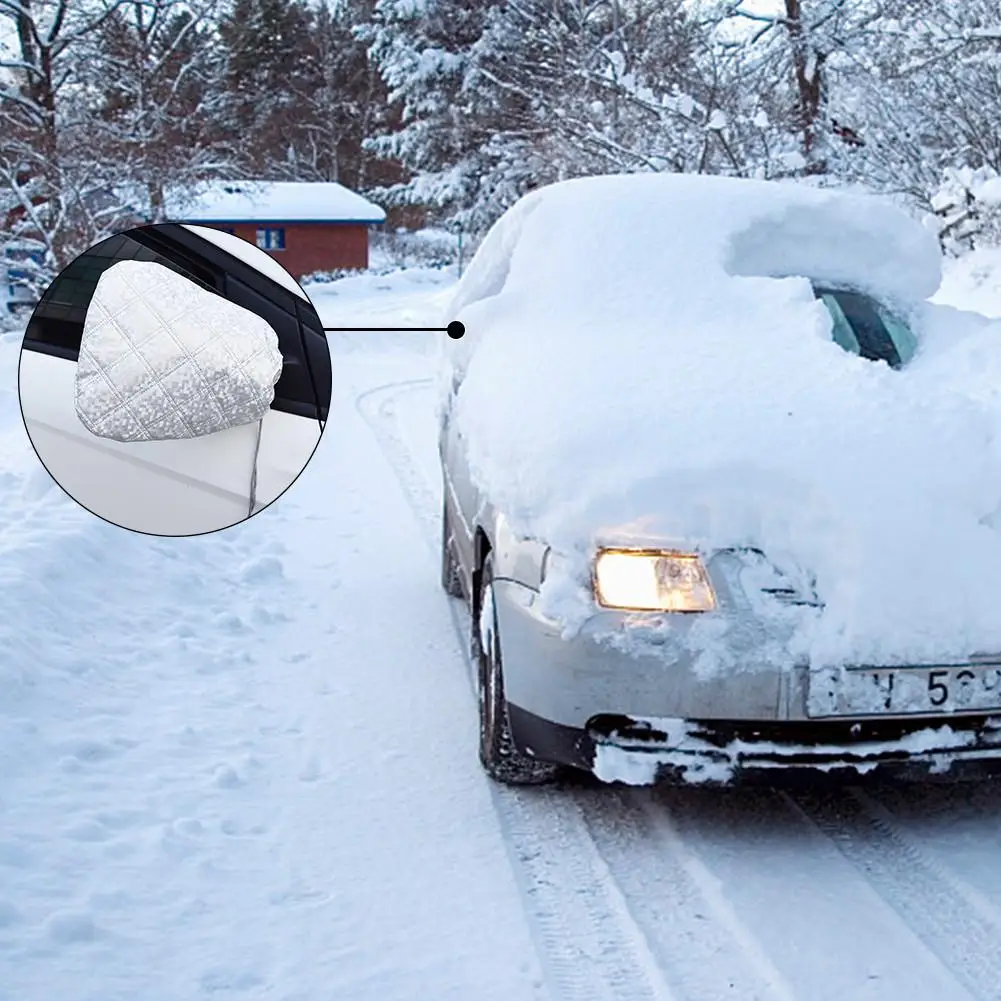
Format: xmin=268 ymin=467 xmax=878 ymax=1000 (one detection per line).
xmin=590 ymin=716 xmax=1001 ymax=786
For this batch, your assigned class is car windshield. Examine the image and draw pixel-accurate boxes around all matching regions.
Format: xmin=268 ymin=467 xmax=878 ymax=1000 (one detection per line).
xmin=813 ymin=285 xmax=918 ymax=369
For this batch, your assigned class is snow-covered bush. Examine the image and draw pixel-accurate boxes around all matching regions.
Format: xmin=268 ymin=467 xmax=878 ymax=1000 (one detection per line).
xmin=931 ymin=167 xmax=1001 ymax=257
xmin=301 ymin=227 xmax=467 ymax=284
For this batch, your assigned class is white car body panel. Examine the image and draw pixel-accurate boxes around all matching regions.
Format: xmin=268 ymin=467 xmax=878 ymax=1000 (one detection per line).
xmin=19 ymin=350 xmax=260 ymax=534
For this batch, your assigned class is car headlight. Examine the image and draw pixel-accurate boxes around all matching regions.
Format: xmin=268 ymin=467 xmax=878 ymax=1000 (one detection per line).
xmin=593 ymin=549 xmax=717 ymax=612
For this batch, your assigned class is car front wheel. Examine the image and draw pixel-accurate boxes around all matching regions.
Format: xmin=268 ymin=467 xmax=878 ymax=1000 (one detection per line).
xmin=476 ymin=554 xmax=559 ymax=785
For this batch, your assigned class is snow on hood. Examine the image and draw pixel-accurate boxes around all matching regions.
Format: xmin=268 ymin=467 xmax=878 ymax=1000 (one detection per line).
xmin=443 ymin=173 xmax=1001 ymax=669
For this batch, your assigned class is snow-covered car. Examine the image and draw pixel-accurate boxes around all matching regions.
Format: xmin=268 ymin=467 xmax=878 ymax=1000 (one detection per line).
xmin=438 ymin=172 xmax=1001 ymax=786
xmin=18 ymin=223 xmax=330 ymax=536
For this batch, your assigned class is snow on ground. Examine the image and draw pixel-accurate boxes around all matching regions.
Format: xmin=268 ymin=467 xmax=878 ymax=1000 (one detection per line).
xmin=6 ymin=254 xmax=1001 ymax=1001
xmin=936 ymin=247 xmax=1001 ymax=318
xmin=0 ymin=268 xmax=546 ymax=1001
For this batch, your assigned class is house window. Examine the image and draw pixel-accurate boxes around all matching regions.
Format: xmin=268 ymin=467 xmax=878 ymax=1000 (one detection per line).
xmin=256 ymin=227 xmax=285 ymax=251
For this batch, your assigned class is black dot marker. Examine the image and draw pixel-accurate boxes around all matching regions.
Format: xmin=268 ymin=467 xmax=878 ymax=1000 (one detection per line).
xmin=321 ymin=321 xmax=468 ymax=336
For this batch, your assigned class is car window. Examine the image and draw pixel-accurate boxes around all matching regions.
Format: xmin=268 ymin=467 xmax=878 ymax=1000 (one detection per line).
xmin=813 ymin=285 xmax=917 ymax=369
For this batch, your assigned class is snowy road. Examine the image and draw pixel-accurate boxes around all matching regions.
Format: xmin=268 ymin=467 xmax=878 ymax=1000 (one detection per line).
xmin=5 ymin=268 xmax=1001 ymax=1000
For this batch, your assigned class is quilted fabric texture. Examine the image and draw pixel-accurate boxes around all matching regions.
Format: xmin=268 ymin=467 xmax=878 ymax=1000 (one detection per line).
xmin=75 ymin=260 xmax=284 ymax=442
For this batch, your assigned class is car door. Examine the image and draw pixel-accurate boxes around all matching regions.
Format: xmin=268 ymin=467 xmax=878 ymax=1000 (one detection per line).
xmin=18 ymin=224 xmax=330 ymax=535
xmin=438 ymin=208 xmax=528 ymax=581
xmin=441 ymin=390 xmax=480 ymax=585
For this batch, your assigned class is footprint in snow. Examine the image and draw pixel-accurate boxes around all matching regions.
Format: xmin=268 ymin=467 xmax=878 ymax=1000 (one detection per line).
xmin=200 ymin=968 xmax=263 ymax=993
xmin=45 ymin=911 xmax=99 ymax=945
xmin=212 ymin=765 xmax=243 ymax=789
xmin=0 ymin=901 xmax=21 ymax=928
xmin=161 ymin=818 xmax=205 ymax=858
xmin=298 ymin=754 xmax=322 ymax=782
xmin=172 ymin=817 xmax=205 ymax=838
xmin=251 ymin=604 xmax=289 ymax=626
xmin=60 ymin=737 xmax=133 ymax=763
xmin=239 ymin=555 xmax=285 ymax=585
xmin=94 ymin=808 xmax=145 ymax=830
xmin=213 ymin=611 xmax=250 ymax=634
xmin=220 ymin=818 xmax=267 ymax=838
xmin=65 ymin=819 xmax=112 ymax=843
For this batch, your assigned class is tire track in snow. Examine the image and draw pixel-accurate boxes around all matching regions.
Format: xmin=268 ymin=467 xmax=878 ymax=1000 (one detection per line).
xmin=786 ymin=787 xmax=1000 ymax=1001
xmin=581 ymin=786 xmax=798 ymax=1001
xmin=857 ymin=786 xmax=1001 ymax=935
xmin=494 ymin=786 xmax=678 ymax=1001
xmin=355 ymin=377 xmax=441 ymax=541
xmin=357 ymin=378 xmax=682 ymax=1001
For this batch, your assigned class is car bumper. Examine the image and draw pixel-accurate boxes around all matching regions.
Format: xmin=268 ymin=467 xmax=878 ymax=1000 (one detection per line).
xmin=508 ymin=704 xmax=1001 ymax=784
xmin=492 ymin=578 xmax=1001 ymax=783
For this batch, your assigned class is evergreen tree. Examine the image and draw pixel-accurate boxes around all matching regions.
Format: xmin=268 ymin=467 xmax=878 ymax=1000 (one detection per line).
xmin=363 ymin=0 xmax=716 ymax=233
xmin=218 ymin=0 xmax=317 ymax=176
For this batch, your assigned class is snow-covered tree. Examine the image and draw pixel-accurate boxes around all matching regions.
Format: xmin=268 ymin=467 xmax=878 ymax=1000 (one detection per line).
xmin=932 ymin=166 xmax=1001 ymax=256
xmin=284 ymin=0 xmax=396 ymax=191
xmin=89 ymin=0 xmax=233 ymax=221
xmin=0 ymin=0 xmax=236 ymax=293
xmin=0 ymin=0 xmax=134 ymax=290
xmin=708 ymin=0 xmax=882 ymax=180
xmin=847 ymin=0 xmax=1001 ymax=202
xmin=218 ymin=0 xmax=324 ymax=177
xmin=363 ymin=0 xmax=722 ymax=232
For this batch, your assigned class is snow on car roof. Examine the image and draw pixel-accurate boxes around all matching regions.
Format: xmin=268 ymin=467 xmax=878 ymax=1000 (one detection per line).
xmin=441 ymin=173 xmax=942 ymax=397
xmin=443 ymin=172 xmax=1001 ymax=670
xmin=166 ymin=181 xmax=386 ymax=225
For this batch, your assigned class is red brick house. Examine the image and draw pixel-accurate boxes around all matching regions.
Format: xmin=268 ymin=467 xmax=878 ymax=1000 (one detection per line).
xmin=165 ymin=181 xmax=386 ymax=278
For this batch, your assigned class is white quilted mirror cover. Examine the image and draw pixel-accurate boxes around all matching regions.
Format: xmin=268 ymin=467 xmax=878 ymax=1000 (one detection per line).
xmin=74 ymin=260 xmax=284 ymax=442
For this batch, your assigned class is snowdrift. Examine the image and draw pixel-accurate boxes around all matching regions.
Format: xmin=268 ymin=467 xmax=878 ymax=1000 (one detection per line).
xmin=442 ymin=173 xmax=1001 ymax=670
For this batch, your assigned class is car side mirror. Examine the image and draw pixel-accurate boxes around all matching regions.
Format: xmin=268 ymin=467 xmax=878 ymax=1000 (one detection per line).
xmin=74 ymin=260 xmax=283 ymax=442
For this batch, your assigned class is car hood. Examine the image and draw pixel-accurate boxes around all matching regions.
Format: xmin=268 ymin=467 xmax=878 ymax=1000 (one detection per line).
xmin=523 ymin=410 xmax=1001 ymax=673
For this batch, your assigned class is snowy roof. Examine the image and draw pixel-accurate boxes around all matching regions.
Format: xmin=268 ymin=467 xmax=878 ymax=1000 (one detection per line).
xmin=165 ymin=181 xmax=386 ymax=225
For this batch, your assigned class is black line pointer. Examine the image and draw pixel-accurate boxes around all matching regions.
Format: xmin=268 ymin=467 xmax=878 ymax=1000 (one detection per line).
xmin=323 ymin=321 xmax=466 ymax=339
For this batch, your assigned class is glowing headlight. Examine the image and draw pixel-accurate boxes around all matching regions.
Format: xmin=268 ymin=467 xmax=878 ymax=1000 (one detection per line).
xmin=593 ymin=549 xmax=717 ymax=612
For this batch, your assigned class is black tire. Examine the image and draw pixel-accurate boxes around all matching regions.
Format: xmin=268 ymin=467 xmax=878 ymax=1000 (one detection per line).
xmin=440 ymin=497 xmax=464 ymax=598
xmin=476 ymin=554 xmax=560 ymax=785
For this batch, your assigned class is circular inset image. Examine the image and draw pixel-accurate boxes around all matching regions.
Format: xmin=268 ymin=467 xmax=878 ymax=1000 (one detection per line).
xmin=18 ymin=223 xmax=331 ymax=536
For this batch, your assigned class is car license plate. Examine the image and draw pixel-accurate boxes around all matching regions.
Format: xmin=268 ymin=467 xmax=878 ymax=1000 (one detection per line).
xmin=806 ymin=663 xmax=1001 ymax=718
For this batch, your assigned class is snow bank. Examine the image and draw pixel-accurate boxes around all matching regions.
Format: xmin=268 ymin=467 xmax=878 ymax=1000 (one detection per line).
xmin=443 ymin=173 xmax=1001 ymax=670
xmin=936 ymin=247 xmax=1001 ymax=318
